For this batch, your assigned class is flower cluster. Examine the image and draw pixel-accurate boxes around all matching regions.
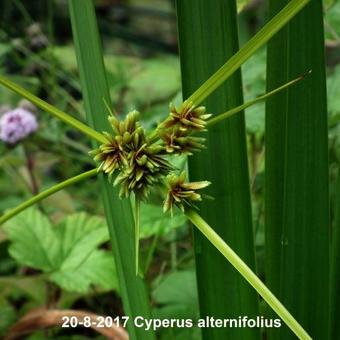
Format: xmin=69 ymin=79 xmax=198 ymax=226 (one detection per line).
xmin=90 ymin=111 xmax=173 ymax=200
xmin=0 ymin=108 xmax=38 ymax=145
xmin=158 ymin=100 xmax=211 ymax=155
xmin=90 ymin=102 xmax=211 ymax=211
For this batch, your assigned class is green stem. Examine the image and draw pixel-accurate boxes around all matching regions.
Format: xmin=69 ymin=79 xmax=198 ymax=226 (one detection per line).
xmin=0 ymin=76 xmax=106 ymax=144
xmin=185 ymin=209 xmax=312 ymax=340
xmin=188 ymin=0 xmax=310 ymax=105
xmin=206 ymin=73 xmax=307 ymax=128
xmin=0 ymin=169 xmax=98 ymax=226
xmin=135 ymin=197 xmax=140 ymax=276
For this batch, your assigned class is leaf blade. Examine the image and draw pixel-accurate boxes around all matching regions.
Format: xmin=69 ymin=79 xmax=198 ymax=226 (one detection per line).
xmin=176 ymin=1 xmax=260 ymax=339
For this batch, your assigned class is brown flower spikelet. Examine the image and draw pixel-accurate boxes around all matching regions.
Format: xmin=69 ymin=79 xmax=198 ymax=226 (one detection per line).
xmin=159 ymin=100 xmax=211 ymax=132
xmin=163 ymin=171 xmax=210 ymax=213
xmin=159 ymin=127 xmax=206 ymax=155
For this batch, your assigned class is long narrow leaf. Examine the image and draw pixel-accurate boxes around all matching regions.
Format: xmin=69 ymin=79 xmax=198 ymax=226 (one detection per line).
xmin=68 ymin=2 xmax=155 ymax=339
xmin=176 ymin=1 xmax=259 ymax=339
xmin=330 ymin=168 xmax=340 ymax=339
xmin=264 ymin=1 xmax=289 ymax=337
xmin=266 ymin=1 xmax=330 ymax=339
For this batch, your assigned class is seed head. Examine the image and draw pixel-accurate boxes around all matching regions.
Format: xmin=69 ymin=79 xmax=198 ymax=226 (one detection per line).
xmin=90 ymin=110 xmax=172 ymax=200
xmin=114 ymin=128 xmax=172 ymax=200
xmin=163 ymin=171 xmax=210 ymax=213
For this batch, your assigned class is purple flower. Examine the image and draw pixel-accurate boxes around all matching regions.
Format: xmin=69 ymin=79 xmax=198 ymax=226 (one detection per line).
xmin=0 ymin=108 xmax=38 ymax=145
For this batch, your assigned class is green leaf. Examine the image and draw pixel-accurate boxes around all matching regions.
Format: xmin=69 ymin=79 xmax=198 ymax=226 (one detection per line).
xmin=68 ymin=1 xmax=155 ymax=339
xmin=152 ymin=270 xmax=199 ymax=320
xmin=327 ymin=64 xmax=340 ymax=117
xmin=50 ymin=250 xmax=118 ymax=293
xmin=330 ymin=168 xmax=340 ymax=339
xmin=126 ymin=57 xmax=180 ymax=108
xmin=4 ymin=209 xmax=117 ymax=293
xmin=4 ymin=208 xmax=59 ymax=272
xmin=265 ymin=1 xmax=330 ymax=339
xmin=55 ymin=213 xmax=109 ymax=271
xmin=176 ymin=1 xmax=260 ymax=339
xmin=324 ymin=1 xmax=340 ymax=39
xmin=0 ymin=299 xmax=16 ymax=337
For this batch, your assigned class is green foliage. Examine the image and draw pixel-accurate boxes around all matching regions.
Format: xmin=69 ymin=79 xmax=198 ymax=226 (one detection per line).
xmin=125 ymin=57 xmax=180 ymax=109
xmin=4 ymin=209 xmax=117 ymax=293
xmin=328 ymin=64 xmax=340 ymax=118
xmin=0 ymin=299 xmax=16 ymax=336
xmin=152 ymin=270 xmax=199 ymax=320
xmin=139 ymin=202 xmax=186 ymax=239
xmin=152 ymin=270 xmax=201 ymax=340
xmin=324 ymin=1 xmax=340 ymax=38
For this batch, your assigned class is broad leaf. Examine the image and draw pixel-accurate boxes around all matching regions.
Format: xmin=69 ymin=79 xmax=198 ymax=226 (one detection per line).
xmin=50 ymin=250 xmax=118 ymax=293
xmin=4 ymin=209 xmax=59 ymax=272
xmin=4 ymin=209 xmax=117 ymax=293
xmin=152 ymin=270 xmax=199 ymax=320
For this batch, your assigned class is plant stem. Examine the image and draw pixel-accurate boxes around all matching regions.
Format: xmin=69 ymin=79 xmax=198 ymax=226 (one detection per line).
xmin=185 ymin=209 xmax=312 ymax=340
xmin=23 ymin=144 xmax=39 ymax=195
xmin=188 ymin=0 xmax=310 ymax=105
xmin=0 ymin=76 xmax=106 ymax=144
xmin=135 ymin=197 xmax=140 ymax=276
xmin=206 ymin=73 xmax=307 ymax=128
xmin=0 ymin=169 xmax=98 ymax=226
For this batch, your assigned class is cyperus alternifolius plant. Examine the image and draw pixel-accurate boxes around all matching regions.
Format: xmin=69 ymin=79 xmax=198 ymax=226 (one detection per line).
xmin=89 ymin=102 xmax=211 ymax=275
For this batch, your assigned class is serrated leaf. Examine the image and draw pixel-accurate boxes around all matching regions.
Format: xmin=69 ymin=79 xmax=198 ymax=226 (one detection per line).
xmin=56 ymin=213 xmax=109 ymax=271
xmin=4 ymin=209 xmax=116 ymax=293
xmin=4 ymin=209 xmax=59 ymax=272
xmin=152 ymin=271 xmax=199 ymax=320
xmin=50 ymin=250 xmax=117 ymax=293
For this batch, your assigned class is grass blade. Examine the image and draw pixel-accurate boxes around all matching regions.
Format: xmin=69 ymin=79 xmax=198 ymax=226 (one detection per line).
xmin=264 ymin=0 xmax=289 ymax=332
xmin=266 ymin=1 xmax=330 ymax=339
xmin=330 ymin=168 xmax=340 ymax=339
xmin=176 ymin=1 xmax=259 ymax=339
xmin=68 ymin=2 xmax=155 ymax=339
